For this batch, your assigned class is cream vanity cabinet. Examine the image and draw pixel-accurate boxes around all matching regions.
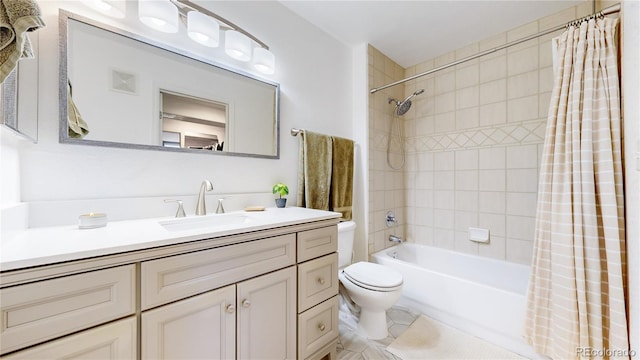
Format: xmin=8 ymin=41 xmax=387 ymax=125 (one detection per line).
xmin=140 ymin=234 xmax=297 ymax=359
xmin=0 ymin=219 xmax=338 ymax=360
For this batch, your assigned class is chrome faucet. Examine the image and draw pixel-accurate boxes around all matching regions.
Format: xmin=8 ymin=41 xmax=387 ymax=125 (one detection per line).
xmin=195 ymin=180 xmax=214 ymax=215
xmin=389 ymin=235 xmax=403 ymax=243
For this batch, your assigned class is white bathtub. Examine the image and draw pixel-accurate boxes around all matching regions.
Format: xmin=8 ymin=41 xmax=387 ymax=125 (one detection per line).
xmin=372 ymin=243 xmax=539 ymax=359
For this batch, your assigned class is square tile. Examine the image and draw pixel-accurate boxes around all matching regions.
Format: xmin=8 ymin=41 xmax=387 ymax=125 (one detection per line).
xmin=506 ymin=168 xmax=538 ymax=192
xmin=507 ymin=71 xmax=539 ymax=99
xmin=507 ymin=46 xmax=539 ymax=76
xmin=480 ymin=56 xmax=507 ymax=83
xmin=480 ymin=79 xmax=507 ymax=105
xmin=435 ymin=91 xmax=456 ymax=114
xmin=434 ymin=151 xmax=455 ymax=171
xmin=506 ymin=192 xmax=538 ymax=217
xmin=456 ymin=86 xmax=479 ymax=109
xmin=479 ymin=213 xmax=506 ymax=237
xmin=506 ymin=144 xmax=539 ymax=168
xmin=455 ymin=107 xmax=479 ymax=130
xmin=479 ymin=191 xmax=506 ymax=214
xmin=456 ymin=170 xmax=479 ymax=191
xmin=455 ymin=149 xmax=478 ymax=170
xmin=456 ymin=64 xmax=479 ymax=89
xmin=479 ymin=169 xmax=506 ymax=191
xmin=455 ymin=190 xmax=478 ymax=211
xmin=479 ymin=147 xmax=506 ymax=169
xmin=507 ymin=95 xmax=539 ymax=122
xmin=479 ymin=102 xmax=507 ymax=126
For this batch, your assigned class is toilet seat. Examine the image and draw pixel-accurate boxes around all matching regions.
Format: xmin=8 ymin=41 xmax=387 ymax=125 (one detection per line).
xmin=342 ymin=262 xmax=403 ymax=292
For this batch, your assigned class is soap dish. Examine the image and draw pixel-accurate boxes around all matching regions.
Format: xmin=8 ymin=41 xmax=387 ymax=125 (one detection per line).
xmin=244 ymin=206 xmax=265 ymax=212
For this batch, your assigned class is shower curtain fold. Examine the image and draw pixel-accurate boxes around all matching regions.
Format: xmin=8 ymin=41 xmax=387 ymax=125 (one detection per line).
xmin=524 ymin=17 xmax=629 ymax=359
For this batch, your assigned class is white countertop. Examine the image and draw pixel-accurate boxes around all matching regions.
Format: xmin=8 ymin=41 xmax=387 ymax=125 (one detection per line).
xmin=1 ymin=207 xmax=341 ymax=272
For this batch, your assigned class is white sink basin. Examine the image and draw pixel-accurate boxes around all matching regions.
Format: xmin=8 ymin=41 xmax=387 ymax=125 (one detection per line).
xmin=159 ymin=214 xmax=252 ymax=232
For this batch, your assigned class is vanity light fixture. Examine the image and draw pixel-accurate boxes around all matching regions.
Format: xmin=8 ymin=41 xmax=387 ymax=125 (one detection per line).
xmin=252 ymin=47 xmax=275 ymax=75
xmin=187 ymin=11 xmax=219 ymax=47
xmin=135 ymin=0 xmax=276 ymax=74
xmin=138 ymin=0 xmax=179 ymax=33
xmin=224 ymin=30 xmax=251 ymax=61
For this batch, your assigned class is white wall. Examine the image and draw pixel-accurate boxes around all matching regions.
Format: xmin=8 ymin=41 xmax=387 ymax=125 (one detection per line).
xmin=7 ymin=1 xmax=355 ymax=220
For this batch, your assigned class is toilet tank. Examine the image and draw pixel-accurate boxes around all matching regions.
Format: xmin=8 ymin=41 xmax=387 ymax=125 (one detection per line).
xmin=337 ymin=221 xmax=357 ymax=268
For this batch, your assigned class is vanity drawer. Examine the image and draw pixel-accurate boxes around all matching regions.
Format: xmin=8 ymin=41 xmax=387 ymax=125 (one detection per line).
xmin=297 ymin=296 xmax=339 ymax=360
xmin=297 ymin=226 xmax=337 ymax=262
xmin=2 ymin=317 xmax=137 ymax=360
xmin=141 ymin=234 xmax=296 ymax=310
xmin=298 ymin=253 xmax=339 ymax=312
xmin=0 ymin=265 xmax=136 ymax=355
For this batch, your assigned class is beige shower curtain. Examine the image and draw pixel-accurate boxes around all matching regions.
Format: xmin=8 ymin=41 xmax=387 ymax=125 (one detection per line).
xmin=524 ymin=17 xmax=630 ymax=359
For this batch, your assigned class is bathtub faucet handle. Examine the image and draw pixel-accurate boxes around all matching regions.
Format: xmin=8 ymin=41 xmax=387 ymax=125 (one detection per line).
xmin=386 ymin=211 xmax=398 ymax=227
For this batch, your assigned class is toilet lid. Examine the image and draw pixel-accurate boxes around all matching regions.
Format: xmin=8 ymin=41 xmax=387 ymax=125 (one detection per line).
xmin=343 ymin=262 xmax=403 ymax=290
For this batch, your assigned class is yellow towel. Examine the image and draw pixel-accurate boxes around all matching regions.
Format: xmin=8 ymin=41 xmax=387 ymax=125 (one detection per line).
xmin=330 ymin=136 xmax=354 ymax=220
xmin=297 ymin=131 xmax=332 ymax=211
xmin=0 ymin=0 xmax=44 ymax=84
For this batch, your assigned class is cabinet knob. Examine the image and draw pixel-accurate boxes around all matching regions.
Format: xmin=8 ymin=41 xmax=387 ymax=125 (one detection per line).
xmin=318 ymin=323 xmax=326 ymax=331
xmin=242 ymin=299 xmax=251 ymax=308
xmin=317 ymin=277 xmax=326 ymax=285
xmin=225 ymin=304 xmax=235 ymax=314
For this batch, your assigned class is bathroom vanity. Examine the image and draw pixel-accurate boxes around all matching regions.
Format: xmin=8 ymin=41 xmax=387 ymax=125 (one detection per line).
xmin=0 ymin=207 xmax=340 ymax=359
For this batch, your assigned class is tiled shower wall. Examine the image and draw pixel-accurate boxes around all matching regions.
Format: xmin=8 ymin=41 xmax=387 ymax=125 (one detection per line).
xmin=368 ymin=3 xmax=591 ymax=264
xmin=368 ymin=46 xmax=406 ymax=256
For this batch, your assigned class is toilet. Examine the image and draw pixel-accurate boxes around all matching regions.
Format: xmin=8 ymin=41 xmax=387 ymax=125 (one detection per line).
xmin=337 ymin=221 xmax=403 ymax=340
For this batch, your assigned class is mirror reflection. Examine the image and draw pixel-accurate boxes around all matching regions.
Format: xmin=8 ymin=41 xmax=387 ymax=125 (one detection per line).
xmin=61 ymin=11 xmax=279 ymax=158
xmin=161 ymin=91 xmax=227 ymax=151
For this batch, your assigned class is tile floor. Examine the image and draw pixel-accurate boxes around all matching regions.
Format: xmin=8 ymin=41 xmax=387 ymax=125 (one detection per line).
xmin=336 ymin=306 xmax=420 ymax=360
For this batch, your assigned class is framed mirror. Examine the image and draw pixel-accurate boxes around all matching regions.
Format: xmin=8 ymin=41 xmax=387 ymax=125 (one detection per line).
xmin=59 ymin=10 xmax=279 ymax=158
xmin=1 ymin=33 xmax=39 ymax=143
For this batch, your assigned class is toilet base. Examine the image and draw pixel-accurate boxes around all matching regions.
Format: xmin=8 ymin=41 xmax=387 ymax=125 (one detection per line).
xmin=357 ymin=308 xmax=388 ymax=340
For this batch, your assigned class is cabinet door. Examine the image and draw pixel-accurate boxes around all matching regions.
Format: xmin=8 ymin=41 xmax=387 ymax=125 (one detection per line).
xmin=142 ymin=285 xmax=235 ymax=360
xmin=237 ymin=266 xmax=297 ymax=360
xmin=2 ymin=317 xmax=136 ymax=360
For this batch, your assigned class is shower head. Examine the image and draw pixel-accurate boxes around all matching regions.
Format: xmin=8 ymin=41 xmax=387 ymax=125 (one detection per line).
xmin=396 ymin=100 xmax=413 ymax=116
xmin=390 ymin=88 xmax=424 ymax=116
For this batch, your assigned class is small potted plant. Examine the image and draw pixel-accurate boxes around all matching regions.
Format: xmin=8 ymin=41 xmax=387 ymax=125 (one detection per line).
xmin=272 ymin=183 xmax=289 ymax=208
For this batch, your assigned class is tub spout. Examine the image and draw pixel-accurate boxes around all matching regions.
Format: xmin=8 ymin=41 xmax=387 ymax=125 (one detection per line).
xmin=389 ymin=235 xmax=403 ymax=243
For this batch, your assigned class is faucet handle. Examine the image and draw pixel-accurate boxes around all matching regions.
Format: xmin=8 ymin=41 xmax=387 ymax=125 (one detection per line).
xmin=216 ymin=199 xmax=225 ymax=214
xmin=386 ymin=211 xmax=398 ymax=227
xmin=164 ymin=199 xmax=186 ymax=218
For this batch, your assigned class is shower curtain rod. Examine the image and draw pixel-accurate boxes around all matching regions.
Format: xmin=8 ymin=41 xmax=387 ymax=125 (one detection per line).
xmin=369 ymin=3 xmax=621 ymax=94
